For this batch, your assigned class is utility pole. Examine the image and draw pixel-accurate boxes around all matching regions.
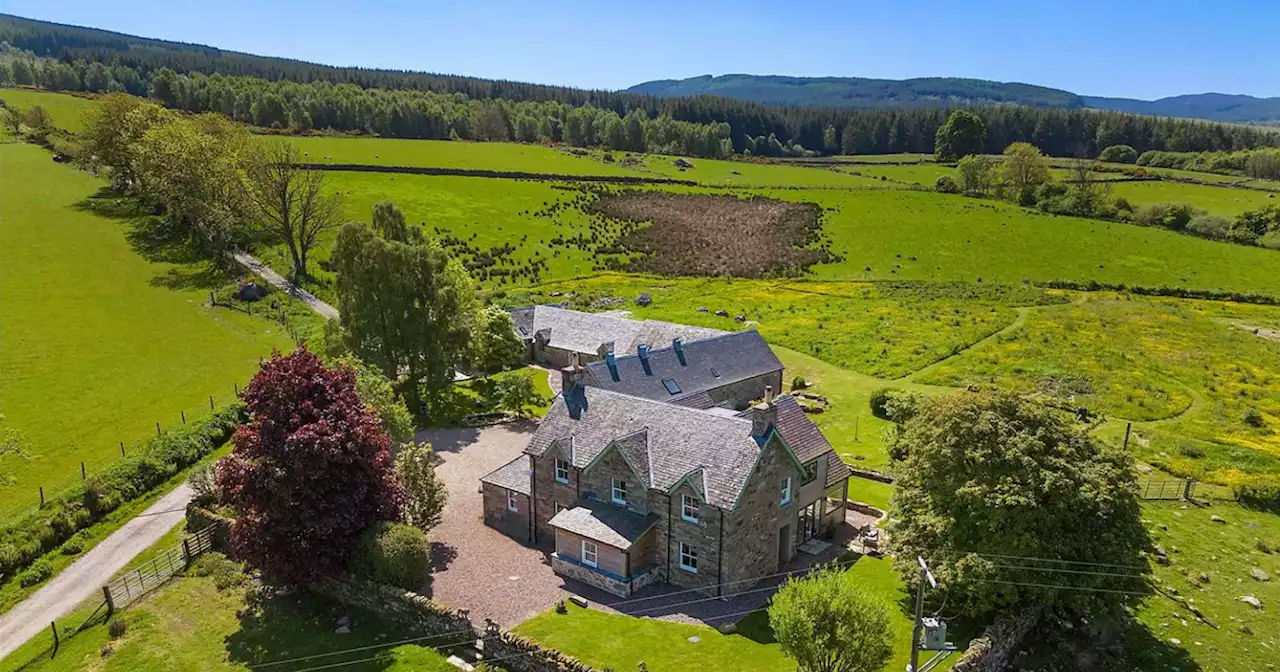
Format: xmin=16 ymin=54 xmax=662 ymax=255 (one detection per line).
xmin=908 ymin=555 xmax=955 ymax=672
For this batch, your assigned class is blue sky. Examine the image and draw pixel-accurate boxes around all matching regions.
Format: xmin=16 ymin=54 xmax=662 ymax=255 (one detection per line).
xmin=4 ymin=0 xmax=1277 ymax=99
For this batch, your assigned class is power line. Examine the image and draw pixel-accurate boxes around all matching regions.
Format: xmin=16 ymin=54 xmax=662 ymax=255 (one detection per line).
xmin=248 ymin=632 xmax=476 ymax=669
xmin=986 ymin=563 xmax=1146 ymax=580
xmin=941 ymin=550 xmax=1147 ymax=571
xmin=974 ymin=578 xmax=1150 ymax=596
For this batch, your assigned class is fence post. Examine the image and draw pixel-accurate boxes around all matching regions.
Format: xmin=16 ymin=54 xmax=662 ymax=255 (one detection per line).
xmin=50 ymin=622 xmax=59 ymax=659
xmin=39 ymin=486 xmax=44 ymax=507
xmin=209 ymin=395 xmax=215 ymax=410
xmin=80 ymin=462 xmax=86 ymax=480
xmin=120 ymin=441 xmax=125 ymax=457
xmin=234 ymin=382 xmax=239 ymax=395
xmin=1143 ymin=481 xmax=1151 ymax=499
xmin=103 ymin=585 xmax=115 ymax=616
xmin=181 ymin=410 xmax=186 ymax=425
xmin=1123 ymin=422 xmax=1132 ymax=451
xmin=1183 ymin=478 xmax=1194 ymax=501
xmin=156 ymin=422 xmax=161 ymax=437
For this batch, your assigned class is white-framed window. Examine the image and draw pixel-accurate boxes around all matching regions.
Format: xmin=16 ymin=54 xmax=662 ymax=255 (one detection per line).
xmin=780 ymin=476 xmax=792 ymax=506
xmin=679 ymin=542 xmax=698 ymax=573
xmin=554 ymin=502 xmax=567 ymax=515
xmin=681 ymin=494 xmax=699 ymax=523
xmin=506 ymin=491 xmax=519 ymax=512
xmin=582 ymin=541 xmax=598 ymax=568
xmin=611 ymin=479 xmax=628 ymax=505
xmin=555 ymin=458 xmax=570 ymax=484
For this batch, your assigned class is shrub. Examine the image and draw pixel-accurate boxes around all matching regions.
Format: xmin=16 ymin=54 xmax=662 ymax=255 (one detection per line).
xmin=19 ymin=558 xmax=53 ymax=588
xmin=108 ymin=618 xmax=128 ymax=639
xmin=1243 ymin=408 xmax=1266 ymax=428
xmin=1015 ymin=185 xmax=1038 ymax=207
xmin=934 ymin=176 xmax=959 ymax=194
xmin=348 ymin=522 xmax=430 ymax=590
xmin=1187 ymin=214 xmax=1231 ymax=241
xmin=1177 ymin=444 xmax=1205 ymax=459
xmin=791 ymin=376 xmax=809 ymax=391
xmin=0 ymin=405 xmax=244 ymax=583
xmin=1235 ymin=483 xmax=1280 ymax=514
xmin=1135 ymin=202 xmax=1203 ymax=231
xmin=188 ymin=463 xmax=219 ymax=507
xmin=191 ymin=553 xmax=248 ymax=591
xmin=869 ymin=388 xmax=894 ymax=419
xmin=1099 ymin=145 xmax=1139 ymax=164
xmin=60 ymin=531 xmax=89 ymax=556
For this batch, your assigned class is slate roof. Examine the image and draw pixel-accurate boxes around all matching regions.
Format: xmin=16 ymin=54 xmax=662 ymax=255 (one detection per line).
xmin=548 ymin=499 xmax=662 ymax=550
xmin=742 ymin=395 xmax=835 ymax=464
xmin=825 ymin=452 xmax=853 ymax=488
xmin=583 ymin=330 xmax=781 ymax=405
xmin=480 ymin=456 xmax=532 ymax=495
xmin=526 ymin=387 xmax=772 ymax=510
xmin=516 ymin=305 xmax=726 ymax=356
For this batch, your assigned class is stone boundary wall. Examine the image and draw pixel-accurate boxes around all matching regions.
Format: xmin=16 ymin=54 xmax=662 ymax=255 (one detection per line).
xmin=848 ymin=467 xmax=895 ymax=484
xmin=186 ymin=504 xmax=236 ymax=556
xmin=951 ymin=607 xmax=1043 ymax=672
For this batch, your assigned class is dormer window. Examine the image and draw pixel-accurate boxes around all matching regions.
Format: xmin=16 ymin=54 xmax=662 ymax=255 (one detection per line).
xmin=681 ymin=495 xmax=699 ymax=523
xmin=780 ymin=476 xmax=792 ymax=506
xmin=612 ymin=479 xmax=628 ymax=505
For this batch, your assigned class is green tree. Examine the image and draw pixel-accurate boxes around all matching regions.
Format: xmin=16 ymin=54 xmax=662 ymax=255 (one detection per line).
xmin=886 ymin=391 xmax=1150 ymax=619
xmin=80 ymin=94 xmax=170 ymax=189
xmin=471 ymin=305 xmax=523 ymax=375
xmin=243 ymin=140 xmax=344 ymax=279
xmin=1 ymin=104 xmax=22 ymax=136
xmin=1098 ymin=144 xmax=1138 ymax=164
xmin=11 ymin=58 xmax=33 ymax=85
xmin=22 ymin=105 xmax=50 ymax=131
xmin=956 ymin=154 xmax=997 ymax=196
xmin=769 ymin=565 xmax=893 ymax=672
xmin=822 ymin=125 xmax=838 ymax=154
xmin=331 ymin=212 xmax=475 ymax=419
xmin=495 ymin=373 xmax=545 ymax=418
xmin=0 ymin=62 xmax=12 ymax=87
xmin=934 ymin=110 xmax=987 ymax=161
xmin=1000 ymin=142 xmax=1050 ymax=199
xmin=147 ymin=67 xmax=179 ymax=106
xmin=370 ymin=200 xmax=422 ymax=244
xmin=395 ymin=441 xmax=448 ymax=531
xmin=335 ymin=355 xmax=416 ymax=444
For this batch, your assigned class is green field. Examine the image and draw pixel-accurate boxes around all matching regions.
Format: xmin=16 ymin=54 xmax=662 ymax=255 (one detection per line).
xmin=0 ymin=88 xmax=99 ymax=133
xmin=1108 ymin=179 xmax=1280 ymax=217
xmin=0 ymin=550 xmax=457 ymax=672
xmin=0 ymin=143 xmax=292 ymax=523
xmin=516 ymin=553 xmax=940 ymax=672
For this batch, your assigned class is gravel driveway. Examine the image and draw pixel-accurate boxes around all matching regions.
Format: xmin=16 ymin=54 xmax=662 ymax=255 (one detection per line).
xmin=416 ymin=423 xmax=572 ymax=627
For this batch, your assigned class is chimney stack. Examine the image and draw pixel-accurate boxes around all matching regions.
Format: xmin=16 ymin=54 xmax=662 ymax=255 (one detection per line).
xmin=638 ymin=344 xmax=652 ymax=376
xmin=563 ymin=355 xmax=589 ymax=420
xmin=560 ymin=353 xmax=584 ymax=395
xmin=751 ymin=386 xmax=777 ymax=438
xmin=605 ymin=351 xmax=619 ymax=382
xmin=673 ymin=338 xmax=686 ymax=366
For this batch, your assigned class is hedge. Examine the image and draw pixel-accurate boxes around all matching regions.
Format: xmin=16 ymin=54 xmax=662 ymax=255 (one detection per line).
xmin=0 ymin=404 xmax=245 ymax=582
xmin=1041 ymin=280 xmax=1280 ymax=306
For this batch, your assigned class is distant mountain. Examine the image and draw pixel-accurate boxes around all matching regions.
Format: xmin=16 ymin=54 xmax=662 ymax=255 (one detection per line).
xmin=626 ymin=74 xmax=1086 ymax=110
xmin=1081 ymin=93 xmax=1280 ymax=124
xmin=626 ymin=74 xmax=1280 ymax=124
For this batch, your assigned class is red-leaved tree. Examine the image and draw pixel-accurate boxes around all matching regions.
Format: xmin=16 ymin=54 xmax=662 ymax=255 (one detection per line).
xmin=216 ymin=347 xmax=405 ymax=584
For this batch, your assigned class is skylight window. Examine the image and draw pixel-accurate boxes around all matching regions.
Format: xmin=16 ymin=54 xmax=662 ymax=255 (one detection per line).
xmin=710 ymin=367 xmax=720 ymax=379
xmin=662 ymin=378 xmax=681 ymax=395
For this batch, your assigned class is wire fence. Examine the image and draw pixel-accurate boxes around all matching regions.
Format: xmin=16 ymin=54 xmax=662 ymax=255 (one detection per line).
xmin=209 ymin=290 xmax=304 ymax=343
xmin=104 ymin=525 xmax=217 ymax=611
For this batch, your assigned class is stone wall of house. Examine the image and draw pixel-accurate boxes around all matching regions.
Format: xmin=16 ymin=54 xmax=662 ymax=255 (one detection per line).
xmin=482 ymin=484 xmax=532 ymax=543
xmin=723 ymin=435 xmax=801 ymax=588
xmin=707 ymin=370 xmax=784 ymax=411
xmin=532 ymin=450 xmax=581 ymax=543
xmin=653 ymin=482 xmax=724 ymax=594
xmin=551 ymin=554 xmax=629 ymax=597
xmin=186 ymin=504 xmax=236 ymax=557
xmin=555 ymin=529 xmax=627 ymax=578
xmin=579 ymin=448 xmax=649 ymax=514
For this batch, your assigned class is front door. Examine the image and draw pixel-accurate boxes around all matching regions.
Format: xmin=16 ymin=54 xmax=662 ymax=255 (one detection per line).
xmin=777 ymin=524 xmax=791 ymax=567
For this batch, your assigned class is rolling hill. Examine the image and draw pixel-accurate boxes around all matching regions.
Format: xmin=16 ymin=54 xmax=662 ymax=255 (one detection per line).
xmin=627 ymin=74 xmax=1280 ymax=124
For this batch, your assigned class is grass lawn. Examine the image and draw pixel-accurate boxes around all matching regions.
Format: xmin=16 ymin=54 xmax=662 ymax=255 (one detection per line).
xmin=517 ymin=554 xmax=945 ymax=672
xmin=0 ymin=554 xmax=458 ymax=672
xmin=0 ymin=88 xmax=99 ymax=133
xmin=292 ymin=136 xmax=642 ymax=177
xmin=1107 ymin=179 xmax=1280 ymax=218
xmin=0 ymin=143 xmax=293 ymax=523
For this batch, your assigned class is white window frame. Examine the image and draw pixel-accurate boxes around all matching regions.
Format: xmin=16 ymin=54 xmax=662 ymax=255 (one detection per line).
xmin=506 ymin=490 xmax=519 ymax=512
xmin=555 ymin=458 xmax=570 ymax=484
xmin=681 ymin=495 xmax=699 ymax=523
xmin=780 ymin=476 xmax=792 ymax=506
xmin=611 ymin=478 xmax=627 ymax=505
xmin=582 ymin=540 xmax=598 ymax=568
xmin=679 ymin=542 xmax=698 ymax=573
xmin=554 ymin=502 xmax=567 ymax=515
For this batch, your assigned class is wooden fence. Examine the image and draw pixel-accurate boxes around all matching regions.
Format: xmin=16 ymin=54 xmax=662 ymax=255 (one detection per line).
xmin=103 ymin=525 xmax=216 ymax=611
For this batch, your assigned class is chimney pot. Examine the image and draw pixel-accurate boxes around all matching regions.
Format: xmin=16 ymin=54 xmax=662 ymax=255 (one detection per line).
xmin=638 ymin=344 xmax=652 ymax=376
xmin=606 ymin=351 xmax=619 ymax=382
xmin=673 ymin=338 xmax=686 ymax=366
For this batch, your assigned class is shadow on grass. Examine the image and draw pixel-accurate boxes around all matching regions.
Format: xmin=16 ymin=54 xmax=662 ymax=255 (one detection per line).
xmin=225 ymin=591 xmax=407 ymax=672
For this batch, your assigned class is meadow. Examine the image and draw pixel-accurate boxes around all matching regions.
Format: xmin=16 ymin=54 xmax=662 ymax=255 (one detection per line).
xmin=0 ymin=143 xmax=293 ymax=523
xmin=1107 ymin=179 xmax=1280 ymax=217
xmin=0 ymin=88 xmax=98 ymax=133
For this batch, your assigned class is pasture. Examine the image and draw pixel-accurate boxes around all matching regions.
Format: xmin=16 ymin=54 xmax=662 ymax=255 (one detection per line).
xmin=0 ymin=88 xmax=98 ymax=133
xmin=1108 ymin=179 xmax=1279 ymax=217
xmin=0 ymin=143 xmax=291 ymax=523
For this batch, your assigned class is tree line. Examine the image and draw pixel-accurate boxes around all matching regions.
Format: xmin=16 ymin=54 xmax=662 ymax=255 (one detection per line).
xmin=3 ymin=15 xmax=1278 ymax=157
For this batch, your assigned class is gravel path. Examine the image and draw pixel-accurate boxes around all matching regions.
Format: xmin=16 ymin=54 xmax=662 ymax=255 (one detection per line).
xmin=0 ymin=484 xmax=192 ymax=660
xmin=417 ymin=424 xmax=571 ymax=627
xmin=233 ymin=251 xmax=339 ymax=321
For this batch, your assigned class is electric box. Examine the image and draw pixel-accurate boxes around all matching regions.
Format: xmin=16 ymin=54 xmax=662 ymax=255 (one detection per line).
xmin=922 ymin=617 xmax=947 ymax=650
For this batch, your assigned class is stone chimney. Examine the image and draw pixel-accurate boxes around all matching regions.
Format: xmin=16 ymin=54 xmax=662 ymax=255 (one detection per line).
xmin=563 ymin=356 xmax=588 ymax=420
xmin=751 ymin=386 xmax=777 ymax=438
xmin=638 ymin=344 xmax=652 ymax=376
xmin=673 ymin=338 xmax=686 ymax=366
xmin=560 ymin=353 xmax=585 ymax=394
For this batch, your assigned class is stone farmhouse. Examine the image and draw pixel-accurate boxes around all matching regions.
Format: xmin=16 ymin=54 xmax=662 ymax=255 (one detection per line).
xmin=482 ymin=308 xmax=851 ymax=598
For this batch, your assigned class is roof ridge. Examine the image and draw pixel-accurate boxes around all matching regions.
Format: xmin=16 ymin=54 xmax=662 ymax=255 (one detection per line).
xmin=580 ymin=386 xmax=754 ymax=425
